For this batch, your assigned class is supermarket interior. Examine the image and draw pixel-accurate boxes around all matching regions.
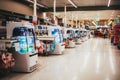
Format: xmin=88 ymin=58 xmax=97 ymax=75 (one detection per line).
xmin=0 ymin=0 xmax=120 ymax=80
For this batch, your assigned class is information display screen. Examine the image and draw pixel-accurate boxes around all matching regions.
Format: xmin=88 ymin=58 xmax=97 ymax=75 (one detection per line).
xmin=26 ymin=28 xmax=35 ymax=53
xmin=52 ymin=29 xmax=60 ymax=44
xmin=17 ymin=36 xmax=28 ymax=54
xmin=27 ymin=36 xmax=35 ymax=53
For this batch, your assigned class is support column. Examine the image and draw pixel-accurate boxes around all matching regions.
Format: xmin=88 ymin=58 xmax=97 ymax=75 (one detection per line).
xmin=64 ymin=5 xmax=67 ymax=26
xmin=34 ymin=0 xmax=37 ymax=16
xmin=79 ymin=20 xmax=80 ymax=28
xmin=76 ymin=16 xmax=77 ymax=28
xmin=33 ymin=0 xmax=37 ymax=26
xmin=71 ymin=12 xmax=73 ymax=27
xmin=53 ymin=0 xmax=56 ymax=24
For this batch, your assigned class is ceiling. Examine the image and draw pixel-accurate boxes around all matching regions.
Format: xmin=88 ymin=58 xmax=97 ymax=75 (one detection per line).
xmin=36 ymin=0 xmax=120 ymax=11
xmin=14 ymin=0 xmax=120 ymax=20
xmin=56 ymin=10 xmax=120 ymax=20
xmin=34 ymin=0 xmax=120 ymax=20
xmin=15 ymin=0 xmax=120 ymax=11
xmin=37 ymin=0 xmax=120 ymax=7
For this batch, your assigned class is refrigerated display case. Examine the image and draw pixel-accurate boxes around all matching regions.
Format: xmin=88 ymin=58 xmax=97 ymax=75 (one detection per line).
xmin=63 ymin=27 xmax=75 ymax=48
xmin=47 ymin=25 xmax=65 ymax=54
xmin=6 ymin=22 xmax=38 ymax=72
xmin=74 ymin=29 xmax=81 ymax=44
xmin=36 ymin=25 xmax=65 ymax=55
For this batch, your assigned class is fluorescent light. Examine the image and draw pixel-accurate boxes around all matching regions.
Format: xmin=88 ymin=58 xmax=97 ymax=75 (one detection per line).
xmin=43 ymin=12 xmax=46 ymax=19
xmin=27 ymin=0 xmax=33 ymax=3
xmin=68 ymin=0 xmax=77 ymax=8
xmin=108 ymin=21 xmax=112 ymax=25
xmin=92 ymin=21 xmax=97 ymax=26
xmin=27 ymin=0 xmax=47 ymax=8
xmin=107 ymin=0 xmax=111 ymax=7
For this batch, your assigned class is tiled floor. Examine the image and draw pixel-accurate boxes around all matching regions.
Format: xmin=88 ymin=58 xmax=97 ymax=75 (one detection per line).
xmin=1 ymin=38 xmax=120 ymax=80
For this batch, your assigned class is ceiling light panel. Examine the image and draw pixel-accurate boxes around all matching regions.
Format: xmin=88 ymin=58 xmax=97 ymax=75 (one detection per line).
xmin=27 ymin=0 xmax=47 ymax=8
xmin=68 ymin=0 xmax=77 ymax=8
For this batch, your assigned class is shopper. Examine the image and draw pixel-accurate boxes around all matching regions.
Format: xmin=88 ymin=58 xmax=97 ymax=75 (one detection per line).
xmin=108 ymin=29 xmax=112 ymax=39
xmin=103 ymin=29 xmax=108 ymax=39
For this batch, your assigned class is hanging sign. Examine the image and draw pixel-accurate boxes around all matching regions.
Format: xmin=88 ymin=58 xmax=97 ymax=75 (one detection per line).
xmin=33 ymin=16 xmax=37 ymax=22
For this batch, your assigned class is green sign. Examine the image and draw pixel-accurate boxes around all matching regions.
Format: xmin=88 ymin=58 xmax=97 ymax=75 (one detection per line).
xmin=95 ymin=18 xmax=100 ymax=21
xmin=25 ymin=15 xmax=30 ymax=19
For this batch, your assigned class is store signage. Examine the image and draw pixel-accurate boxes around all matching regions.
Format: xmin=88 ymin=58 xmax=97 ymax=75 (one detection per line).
xmin=115 ymin=18 xmax=120 ymax=24
xmin=25 ymin=15 xmax=30 ymax=19
xmin=95 ymin=18 xmax=100 ymax=21
xmin=33 ymin=16 xmax=37 ymax=22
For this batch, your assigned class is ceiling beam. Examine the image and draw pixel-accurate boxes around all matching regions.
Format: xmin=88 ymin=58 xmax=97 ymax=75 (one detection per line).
xmin=45 ymin=5 xmax=120 ymax=12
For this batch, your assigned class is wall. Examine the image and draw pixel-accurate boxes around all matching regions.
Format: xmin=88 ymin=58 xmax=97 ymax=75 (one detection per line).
xmin=0 ymin=0 xmax=43 ymax=18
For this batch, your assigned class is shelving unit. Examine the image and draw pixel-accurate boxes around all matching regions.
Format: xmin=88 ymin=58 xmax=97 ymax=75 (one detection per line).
xmin=37 ymin=36 xmax=55 ymax=41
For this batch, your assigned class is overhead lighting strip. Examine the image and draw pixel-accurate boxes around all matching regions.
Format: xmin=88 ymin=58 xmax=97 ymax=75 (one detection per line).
xmin=68 ymin=0 xmax=77 ymax=8
xmin=107 ymin=0 xmax=111 ymax=7
xmin=108 ymin=21 xmax=112 ymax=25
xmin=27 ymin=0 xmax=47 ymax=8
xmin=92 ymin=21 xmax=97 ymax=26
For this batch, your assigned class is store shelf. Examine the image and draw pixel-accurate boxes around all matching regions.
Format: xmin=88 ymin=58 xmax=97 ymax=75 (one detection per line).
xmin=0 ymin=27 xmax=6 ymax=29
xmin=37 ymin=36 xmax=55 ymax=41
xmin=0 ymin=39 xmax=19 ymax=43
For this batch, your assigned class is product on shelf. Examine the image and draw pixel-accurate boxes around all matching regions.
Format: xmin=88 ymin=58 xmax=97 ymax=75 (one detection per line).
xmin=0 ymin=40 xmax=16 ymax=77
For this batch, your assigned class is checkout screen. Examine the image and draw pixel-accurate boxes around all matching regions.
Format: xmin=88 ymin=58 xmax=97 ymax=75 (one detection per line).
xmin=52 ymin=29 xmax=60 ymax=44
xmin=27 ymin=36 xmax=35 ymax=53
xmin=27 ymin=29 xmax=35 ymax=53
xmin=18 ymin=36 xmax=28 ymax=54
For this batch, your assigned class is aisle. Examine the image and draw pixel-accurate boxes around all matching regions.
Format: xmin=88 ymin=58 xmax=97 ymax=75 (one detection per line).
xmin=1 ymin=38 xmax=120 ymax=80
